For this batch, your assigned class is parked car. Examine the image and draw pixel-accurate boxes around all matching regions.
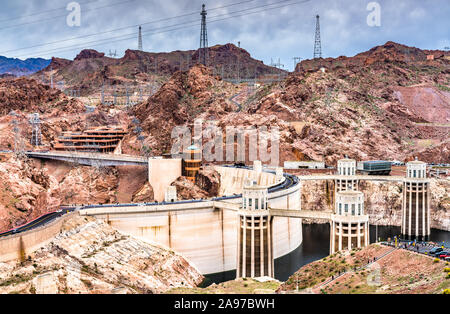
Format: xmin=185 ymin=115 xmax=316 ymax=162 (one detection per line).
xmin=429 ymin=247 xmax=443 ymax=255
xmin=438 ymin=252 xmax=450 ymax=258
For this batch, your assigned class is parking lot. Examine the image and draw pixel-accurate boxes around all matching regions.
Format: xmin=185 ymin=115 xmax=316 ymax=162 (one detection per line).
xmin=383 ymin=239 xmax=450 ymax=261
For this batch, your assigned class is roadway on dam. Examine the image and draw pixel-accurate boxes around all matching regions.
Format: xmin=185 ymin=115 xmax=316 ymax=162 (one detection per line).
xmin=0 ymin=166 xmax=298 ymax=237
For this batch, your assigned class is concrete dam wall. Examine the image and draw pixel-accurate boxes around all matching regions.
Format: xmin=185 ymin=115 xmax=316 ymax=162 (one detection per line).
xmin=83 ymin=167 xmax=303 ymax=275
xmin=0 ymin=213 xmax=75 ymax=263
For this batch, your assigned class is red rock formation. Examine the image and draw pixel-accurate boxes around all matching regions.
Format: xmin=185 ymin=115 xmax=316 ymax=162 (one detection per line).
xmin=74 ymin=49 xmax=106 ymax=61
xmin=0 ymin=77 xmax=82 ymax=115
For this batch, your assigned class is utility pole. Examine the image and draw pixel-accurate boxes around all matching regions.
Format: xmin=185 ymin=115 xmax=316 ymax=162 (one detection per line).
xmin=293 ymin=57 xmax=303 ymax=71
xmin=108 ymin=50 xmax=117 ymax=57
xmin=199 ymin=4 xmax=209 ymax=66
xmin=126 ymin=85 xmax=130 ymax=107
xmin=50 ymin=65 xmax=54 ymax=89
xmin=29 ymin=113 xmax=42 ymax=147
xmin=101 ymin=84 xmax=104 ymax=105
xmin=138 ymin=26 xmax=143 ymax=51
xmin=314 ymin=15 xmax=322 ymax=59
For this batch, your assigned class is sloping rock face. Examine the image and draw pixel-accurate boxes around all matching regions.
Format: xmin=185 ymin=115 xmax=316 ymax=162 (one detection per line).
xmin=192 ymin=43 xmax=287 ymax=77
xmin=0 ymin=215 xmax=204 ymax=294
xmin=33 ymin=44 xmax=284 ymax=95
xmin=0 ymin=156 xmax=61 ymax=231
xmin=132 ymin=64 xmax=236 ymax=155
xmin=58 ymin=166 xmax=120 ymax=205
xmin=195 ymin=168 xmax=221 ymax=197
xmin=171 ymin=177 xmax=211 ymax=200
xmin=131 ymin=182 xmax=155 ymax=203
xmin=0 ymin=157 xmax=143 ymax=233
xmin=0 ymin=77 xmax=84 ymax=116
xmin=74 ymin=49 xmax=106 ymax=61
xmin=247 ymin=42 xmax=449 ymax=164
xmin=301 ymin=178 xmax=449 ymax=231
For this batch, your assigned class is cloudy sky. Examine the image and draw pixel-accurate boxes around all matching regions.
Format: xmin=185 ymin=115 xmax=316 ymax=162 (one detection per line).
xmin=0 ymin=0 xmax=448 ymax=71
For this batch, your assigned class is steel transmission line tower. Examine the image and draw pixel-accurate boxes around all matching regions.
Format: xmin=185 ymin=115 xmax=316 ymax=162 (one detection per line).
xmin=199 ymin=4 xmax=209 ymax=66
xmin=138 ymin=26 xmax=143 ymax=51
xmin=29 ymin=113 xmax=42 ymax=147
xmin=314 ymin=15 xmax=322 ymax=59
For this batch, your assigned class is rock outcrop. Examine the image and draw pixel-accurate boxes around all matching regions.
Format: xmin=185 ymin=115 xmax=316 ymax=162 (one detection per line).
xmin=301 ymin=178 xmax=450 ymax=231
xmin=0 ymin=215 xmax=204 ymax=294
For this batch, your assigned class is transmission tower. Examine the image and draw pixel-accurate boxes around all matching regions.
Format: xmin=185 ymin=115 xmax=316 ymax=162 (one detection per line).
xmin=199 ymin=4 xmax=209 ymax=66
xmin=293 ymin=57 xmax=303 ymax=70
xmin=314 ymin=15 xmax=322 ymax=59
xmin=108 ymin=50 xmax=117 ymax=57
xmin=50 ymin=65 xmax=54 ymax=89
xmin=29 ymin=113 xmax=42 ymax=147
xmin=138 ymin=26 xmax=143 ymax=51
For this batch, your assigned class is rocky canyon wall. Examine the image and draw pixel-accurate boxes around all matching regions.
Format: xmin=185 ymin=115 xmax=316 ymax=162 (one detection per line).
xmin=301 ymin=178 xmax=449 ymax=231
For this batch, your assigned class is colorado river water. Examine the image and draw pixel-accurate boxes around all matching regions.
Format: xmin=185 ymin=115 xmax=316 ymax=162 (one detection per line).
xmin=202 ymin=224 xmax=450 ymax=285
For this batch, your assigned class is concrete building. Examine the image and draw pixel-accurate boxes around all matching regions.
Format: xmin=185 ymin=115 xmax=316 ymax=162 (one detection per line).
xmin=336 ymin=158 xmax=358 ymax=192
xmin=55 ymin=126 xmax=127 ymax=153
xmin=402 ymin=159 xmax=431 ymax=239
xmin=330 ymin=190 xmax=369 ymax=254
xmin=165 ymin=186 xmax=177 ymax=203
xmin=148 ymin=158 xmax=182 ymax=202
xmin=237 ymin=182 xmax=273 ymax=279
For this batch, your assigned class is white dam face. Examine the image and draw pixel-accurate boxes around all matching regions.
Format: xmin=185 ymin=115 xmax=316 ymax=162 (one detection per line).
xmin=86 ymin=166 xmax=303 ymax=275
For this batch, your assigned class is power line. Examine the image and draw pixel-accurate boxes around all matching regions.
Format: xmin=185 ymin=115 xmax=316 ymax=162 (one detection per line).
xmin=0 ymin=0 xmax=100 ymax=24
xmin=0 ymin=0 xmax=139 ymax=31
xmin=0 ymin=0 xmax=257 ymax=54
xmin=12 ymin=0 xmax=311 ymax=59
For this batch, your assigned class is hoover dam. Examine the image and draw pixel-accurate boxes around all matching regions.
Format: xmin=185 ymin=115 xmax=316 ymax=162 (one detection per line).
xmin=78 ymin=165 xmax=303 ymax=275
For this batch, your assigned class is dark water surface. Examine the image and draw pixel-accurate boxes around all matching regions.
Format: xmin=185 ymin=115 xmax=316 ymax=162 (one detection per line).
xmin=203 ymin=224 xmax=450 ymax=285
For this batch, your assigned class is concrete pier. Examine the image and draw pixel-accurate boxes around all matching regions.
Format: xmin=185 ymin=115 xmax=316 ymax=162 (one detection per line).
xmin=402 ymin=160 xmax=431 ymax=238
xmin=237 ymin=183 xmax=273 ymax=279
xmin=330 ymin=191 xmax=369 ymax=254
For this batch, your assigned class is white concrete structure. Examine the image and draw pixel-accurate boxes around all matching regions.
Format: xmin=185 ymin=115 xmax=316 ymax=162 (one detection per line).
xmin=337 ymin=159 xmax=356 ymax=176
xmin=284 ymin=161 xmax=325 ymax=169
xmin=165 ymin=186 xmax=178 ymax=203
xmin=330 ymin=191 xmax=369 ymax=254
xmin=336 ymin=158 xmax=358 ymax=192
xmin=148 ymin=158 xmax=182 ymax=202
xmin=237 ymin=184 xmax=273 ymax=279
xmin=402 ymin=159 xmax=431 ymax=238
xmin=80 ymin=166 xmax=302 ymax=275
xmin=254 ymin=160 xmax=262 ymax=174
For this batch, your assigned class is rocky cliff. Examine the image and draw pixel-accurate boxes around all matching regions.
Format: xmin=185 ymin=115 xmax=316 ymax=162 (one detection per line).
xmin=0 ymin=215 xmax=203 ymax=294
xmin=301 ymin=178 xmax=450 ymax=231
